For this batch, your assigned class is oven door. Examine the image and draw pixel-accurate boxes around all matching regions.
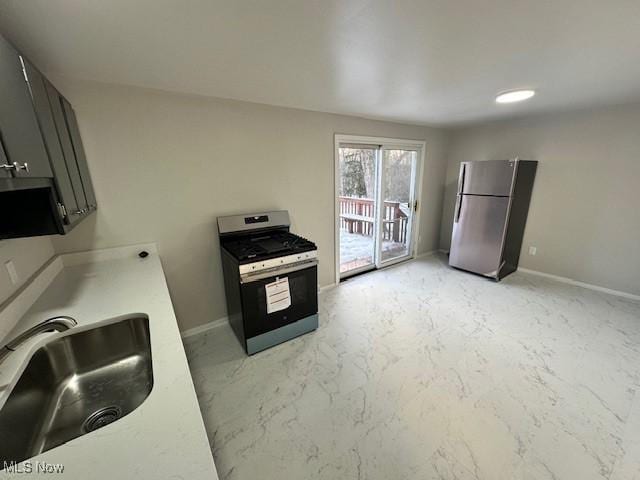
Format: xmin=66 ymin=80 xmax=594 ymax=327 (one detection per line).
xmin=240 ymin=261 xmax=318 ymax=339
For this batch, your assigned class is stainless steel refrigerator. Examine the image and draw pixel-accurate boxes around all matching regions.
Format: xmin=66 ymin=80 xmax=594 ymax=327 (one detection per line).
xmin=449 ymin=159 xmax=537 ymax=280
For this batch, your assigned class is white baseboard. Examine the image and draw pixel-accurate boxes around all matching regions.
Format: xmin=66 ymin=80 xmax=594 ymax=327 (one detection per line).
xmin=181 ymin=316 xmax=229 ymax=338
xmin=319 ymin=283 xmax=337 ymax=293
xmin=415 ymin=250 xmax=436 ymax=259
xmin=517 ymin=268 xmax=640 ymax=302
xmin=416 ymin=249 xmax=448 ymax=259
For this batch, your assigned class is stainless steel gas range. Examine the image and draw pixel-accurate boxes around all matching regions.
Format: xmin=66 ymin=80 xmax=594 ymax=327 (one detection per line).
xmin=217 ymin=210 xmax=318 ymax=355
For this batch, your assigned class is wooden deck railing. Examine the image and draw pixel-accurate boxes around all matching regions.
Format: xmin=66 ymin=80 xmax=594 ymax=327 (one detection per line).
xmin=339 ymin=196 xmax=409 ymax=243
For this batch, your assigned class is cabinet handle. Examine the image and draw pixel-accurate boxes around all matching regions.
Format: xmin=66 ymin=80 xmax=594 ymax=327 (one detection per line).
xmin=0 ymin=163 xmax=18 ymax=172
xmin=0 ymin=162 xmax=29 ymax=174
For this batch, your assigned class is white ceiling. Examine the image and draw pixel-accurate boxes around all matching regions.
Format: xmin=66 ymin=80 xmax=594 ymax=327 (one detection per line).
xmin=1 ymin=0 xmax=639 ymax=126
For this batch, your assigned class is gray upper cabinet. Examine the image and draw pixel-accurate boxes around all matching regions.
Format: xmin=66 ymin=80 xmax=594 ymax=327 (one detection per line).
xmin=45 ymin=81 xmax=91 ymax=222
xmin=62 ymin=98 xmax=97 ymax=212
xmin=22 ymin=59 xmax=83 ymax=227
xmin=0 ymin=34 xmax=52 ymax=178
xmin=0 ymin=136 xmax=9 ymax=178
xmin=0 ymin=32 xmax=97 ymax=238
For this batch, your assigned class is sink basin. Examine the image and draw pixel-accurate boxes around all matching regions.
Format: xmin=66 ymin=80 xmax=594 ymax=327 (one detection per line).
xmin=0 ymin=315 xmax=153 ymax=464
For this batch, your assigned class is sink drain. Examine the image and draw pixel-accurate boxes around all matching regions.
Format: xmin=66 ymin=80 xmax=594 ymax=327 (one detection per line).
xmin=83 ymin=406 xmax=122 ymax=432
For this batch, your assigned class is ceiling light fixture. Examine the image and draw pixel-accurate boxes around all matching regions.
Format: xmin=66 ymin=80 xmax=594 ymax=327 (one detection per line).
xmin=495 ymin=89 xmax=536 ymax=104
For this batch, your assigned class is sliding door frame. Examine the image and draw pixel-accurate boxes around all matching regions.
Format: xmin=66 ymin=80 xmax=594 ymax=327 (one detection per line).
xmin=376 ymin=147 xmax=420 ymax=269
xmin=334 ymin=134 xmax=426 ymax=284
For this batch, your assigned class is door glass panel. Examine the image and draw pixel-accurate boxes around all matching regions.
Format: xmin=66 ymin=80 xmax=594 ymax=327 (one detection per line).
xmin=338 ymin=147 xmax=377 ymax=276
xmin=380 ymin=149 xmax=416 ymax=262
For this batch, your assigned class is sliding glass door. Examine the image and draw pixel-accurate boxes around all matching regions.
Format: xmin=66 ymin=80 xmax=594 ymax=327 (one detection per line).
xmin=338 ymin=145 xmax=378 ymax=276
xmin=337 ymin=138 xmax=421 ymax=279
xmin=379 ymin=149 xmax=418 ymax=264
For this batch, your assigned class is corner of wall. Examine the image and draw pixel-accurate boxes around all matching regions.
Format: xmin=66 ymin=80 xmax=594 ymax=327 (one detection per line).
xmin=437 ymin=127 xmax=462 ymax=251
xmin=0 ymin=236 xmax=55 ymax=306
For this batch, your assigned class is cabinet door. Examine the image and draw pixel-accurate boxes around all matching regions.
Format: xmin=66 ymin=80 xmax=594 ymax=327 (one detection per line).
xmin=22 ymin=59 xmax=82 ymax=225
xmin=0 ymin=137 xmax=9 ymax=178
xmin=0 ymin=34 xmax=52 ymax=178
xmin=62 ymin=99 xmax=96 ymax=210
xmin=45 ymin=82 xmax=88 ymax=215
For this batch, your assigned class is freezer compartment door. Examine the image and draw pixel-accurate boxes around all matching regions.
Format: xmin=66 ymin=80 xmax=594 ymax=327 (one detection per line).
xmin=449 ymin=195 xmax=510 ymax=277
xmin=458 ymin=160 xmax=516 ymax=196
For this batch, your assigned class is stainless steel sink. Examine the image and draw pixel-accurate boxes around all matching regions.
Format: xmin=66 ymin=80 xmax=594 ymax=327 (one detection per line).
xmin=0 ymin=316 xmax=153 ymax=464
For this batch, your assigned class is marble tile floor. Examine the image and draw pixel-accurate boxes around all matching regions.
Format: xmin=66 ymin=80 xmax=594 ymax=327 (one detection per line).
xmin=183 ymin=254 xmax=640 ymax=480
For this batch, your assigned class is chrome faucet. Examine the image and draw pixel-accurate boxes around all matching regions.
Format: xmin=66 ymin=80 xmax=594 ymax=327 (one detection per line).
xmin=0 ymin=316 xmax=77 ymax=364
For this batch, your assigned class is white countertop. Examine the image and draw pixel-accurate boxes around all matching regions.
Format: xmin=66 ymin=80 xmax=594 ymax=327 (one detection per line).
xmin=0 ymin=245 xmax=218 ymax=479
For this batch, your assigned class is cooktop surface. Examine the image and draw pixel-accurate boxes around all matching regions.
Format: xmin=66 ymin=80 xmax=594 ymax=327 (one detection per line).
xmin=222 ymin=231 xmax=316 ymax=263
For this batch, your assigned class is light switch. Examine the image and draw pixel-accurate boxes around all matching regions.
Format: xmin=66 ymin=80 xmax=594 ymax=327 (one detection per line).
xmin=528 ymin=246 xmax=537 ymax=256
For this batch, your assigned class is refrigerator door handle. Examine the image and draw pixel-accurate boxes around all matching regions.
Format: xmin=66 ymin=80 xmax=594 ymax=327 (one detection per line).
xmin=454 ymin=195 xmax=463 ymax=223
xmin=457 ymin=163 xmax=467 ymax=194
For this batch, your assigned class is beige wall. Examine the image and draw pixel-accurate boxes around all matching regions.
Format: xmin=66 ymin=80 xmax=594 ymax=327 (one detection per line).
xmin=441 ymin=103 xmax=640 ymax=296
xmin=4 ymin=83 xmax=638 ymax=332
xmin=0 ymin=237 xmax=54 ymax=305
xmin=50 ymin=79 xmax=449 ymax=331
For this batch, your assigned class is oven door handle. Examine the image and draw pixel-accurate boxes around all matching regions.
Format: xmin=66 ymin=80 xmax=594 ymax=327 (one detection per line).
xmin=240 ymin=259 xmax=318 ymax=284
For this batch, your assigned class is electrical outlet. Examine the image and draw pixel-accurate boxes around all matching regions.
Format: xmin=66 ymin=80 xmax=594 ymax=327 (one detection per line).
xmin=528 ymin=246 xmax=537 ymax=256
xmin=5 ymin=260 xmax=19 ymax=285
